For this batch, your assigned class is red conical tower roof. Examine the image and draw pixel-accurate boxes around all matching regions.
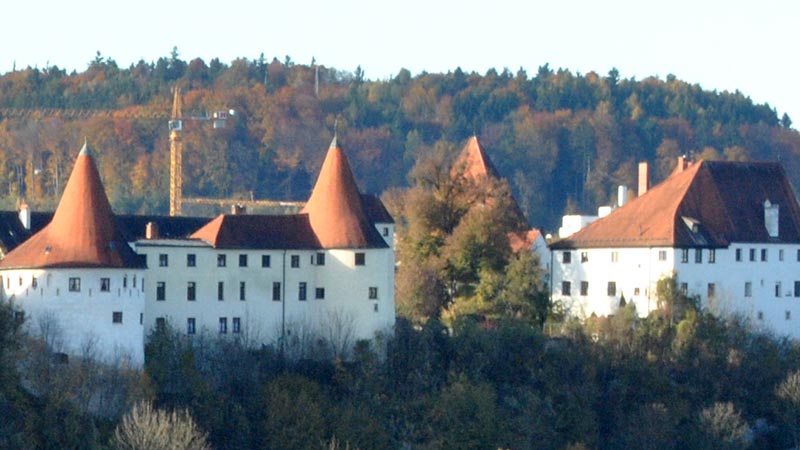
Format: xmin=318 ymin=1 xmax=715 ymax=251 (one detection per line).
xmin=0 ymin=141 xmax=144 ymax=268
xmin=300 ymin=136 xmax=386 ymax=249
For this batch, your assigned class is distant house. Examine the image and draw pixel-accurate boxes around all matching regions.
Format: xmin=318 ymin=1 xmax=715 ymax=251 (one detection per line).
xmin=551 ymin=157 xmax=800 ymax=338
xmin=0 ymin=136 xmax=396 ymax=365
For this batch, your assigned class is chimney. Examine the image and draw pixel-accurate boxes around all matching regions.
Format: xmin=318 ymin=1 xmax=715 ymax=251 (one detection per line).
xmin=231 ymin=204 xmax=246 ymax=215
xmin=617 ymin=185 xmax=628 ymax=207
xmin=638 ymin=162 xmax=649 ymax=197
xmin=764 ymin=200 xmax=779 ymax=238
xmin=676 ymin=156 xmax=688 ymax=173
xmin=18 ymin=203 xmax=31 ymax=230
xmin=145 ymin=222 xmax=160 ymax=240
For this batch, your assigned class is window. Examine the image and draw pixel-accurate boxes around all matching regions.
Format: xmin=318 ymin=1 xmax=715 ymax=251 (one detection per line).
xmin=123 ymin=276 xmax=127 ymax=288
xmin=187 ymin=282 xmax=196 ymax=301
xmin=355 ymin=252 xmax=366 ymax=266
xmin=681 ymin=249 xmax=689 ymax=263
xmin=187 ymin=318 xmax=196 ymax=335
xmin=217 ymin=254 xmax=227 ymax=267
xmin=658 ymin=250 xmax=667 ymax=261
xmin=187 ymin=254 xmax=196 ymax=267
xmin=316 ymin=252 xmax=326 ymax=266
xmin=159 ymin=254 xmax=168 ymax=267
xmin=383 ymin=227 xmax=389 ymax=237
xmin=580 ymin=252 xmax=588 ymax=263
xmin=374 ymin=303 xmax=379 ymax=312
xmin=69 ymin=277 xmax=81 ymax=292
xmin=745 ymin=282 xmax=752 ymax=297
xmin=291 ymin=255 xmax=300 ymax=268
xmin=369 ymin=287 xmax=378 ymax=299
xmin=780 ymin=249 xmax=785 ymax=261
xmin=299 ymin=282 xmax=307 ymax=301
xmin=634 ymin=287 xmax=641 ymax=296
xmin=14 ymin=311 xmax=24 ymax=324
xmin=112 ymin=312 xmax=123 ymax=324
xmin=31 ymin=277 xmax=38 ymax=289
xmin=750 ymin=248 xmax=756 ymax=261
xmin=607 ymin=281 xmax=617 ymax=297
xmin=239 ymin=254 xmax=248 ymax=267
xmin=708 ymin=249 xmax=716 ymax=264
xmin=156 ymin=282 xmax=166 ymax=301
xmin=611 ymin=251 xmax=619 ymax=263
xmin=761 ymin=249 xmax=768 ymax=262
xmin=797 ymin=248 xmax=800 ymax=262
xmin=775 ymin=282 xmax=782 ymax=298
xmin=315 ymin=287 xmax=325 ymax=299
xmin=695 ymin=249 xmax=703 ymax=263
xmin=580 ymin=281 xmax=588 ymax=296
xmin=218 ymin=281 xmax=224 ymax=301
xmin=100 ymin=278 xmax=110 ymax=292
xmin=736 ymin=248 xmax=742 ymax=262
xmin=155 ymin=317 xmax=166 ymax=329
xmin=262 ymin=255 xmax=271 ymax=267
xmin=232 ymin=317 xmax=241 ymax=334
xmin=219 ymin=318 xmax=228 ymax=334
xmin=561 ymin=281 xmax=571 ymax=296
xmin=757 ymin=311 xmax=764 ymax=321
xmin=239 ymin=282 xmax=246 ymax=301
xmin=133 ymin=275 xmax=137 ymax=288
xmin=787 ymin=311 xmax=792 ymax=321
xmin=680 ymin=282 xmax=688 ymax=295
xmin=708 ymin=283 xmax=716 ymax=299
xmin=272 ymin=282 xmax=281 ymax=301
xmin=795 ymin=281 xmax=800 ymax=297
xmin=562 ymin=252 xmax=572 ymax=264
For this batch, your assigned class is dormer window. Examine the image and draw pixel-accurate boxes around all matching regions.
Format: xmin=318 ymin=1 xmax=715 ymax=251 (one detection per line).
xmin=764 ymin=199 xmax=779 ymax=238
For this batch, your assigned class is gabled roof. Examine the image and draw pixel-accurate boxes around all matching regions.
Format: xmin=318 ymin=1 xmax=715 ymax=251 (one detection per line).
xmin=361 ymin=194 xmax=394 ymax=224
xmin=190 ymin=214 xmax=321 ymax=249
xmin=0 ymin=142 xmax=145 ymax=269
xmin=451 ymin=136 xmax=501 ymax=180
xmin=300 ymin=136 xmax=388 ymax=249
xmin=551 ymin=160 xmax=800 ymax=249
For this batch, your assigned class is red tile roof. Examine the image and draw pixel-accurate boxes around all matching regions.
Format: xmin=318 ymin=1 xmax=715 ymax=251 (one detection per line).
xmin=190 ymin=214 xmax=321 ymax=249
xmin=0 ymin=142 xmax=144 ymax=269
xmin=300 ymin=136 xmax=387 ymax=249
xmin=551 ymin=160 xmax=800 ymax=249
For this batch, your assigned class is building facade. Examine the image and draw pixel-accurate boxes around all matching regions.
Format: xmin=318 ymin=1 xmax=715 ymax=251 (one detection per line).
xmin=551 ymin=159 xmax=800 ymax=338
xmin=0 ymin=137 xmax=396 ymax=365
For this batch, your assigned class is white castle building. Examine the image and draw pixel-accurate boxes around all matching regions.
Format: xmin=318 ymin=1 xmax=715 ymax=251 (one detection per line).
xmin=0 ymin=136 xmax=396 ymax=365
xmin=551 ymin=158 xmax=800 ymax=338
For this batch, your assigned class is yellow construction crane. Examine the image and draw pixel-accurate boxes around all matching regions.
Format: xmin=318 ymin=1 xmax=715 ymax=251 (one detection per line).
xmin=168 ymin=86 xmax=304 ymax=216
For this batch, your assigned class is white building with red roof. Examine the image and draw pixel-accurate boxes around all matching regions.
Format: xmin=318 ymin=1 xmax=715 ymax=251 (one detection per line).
xmin=134 ymin=135 xmax=395 ymax=355
xmin=0 ymin=142 xmax=146 ymax=365
xmin=551 ymin=158 xmax=800 ymax=338
xmin=0 ymin=136 xmax=395 ymax=364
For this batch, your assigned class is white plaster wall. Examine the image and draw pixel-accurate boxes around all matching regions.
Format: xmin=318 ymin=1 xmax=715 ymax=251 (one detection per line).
xmin=0 ymin=267 xmax=145 ymax=365
xmin=136 ymin=240 xmax=396 ymax=350
xmin=675 ymin=244 xmax=800 ymax=338
xmin=551 ymin=247 xmax=674 ymax=318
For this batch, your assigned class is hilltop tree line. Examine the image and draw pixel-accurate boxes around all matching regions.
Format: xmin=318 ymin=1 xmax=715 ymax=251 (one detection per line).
xmin=5 ymin=286 xmax=800 ymax=449
xmin=0 ymin=50 xmax=798 ymax=228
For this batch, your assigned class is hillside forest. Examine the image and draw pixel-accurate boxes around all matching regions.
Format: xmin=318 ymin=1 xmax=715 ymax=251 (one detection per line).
xmin=3 ymin=51 xmax=800 ymax=450
xmin=0 ymin=49 xmax=797 ymax=231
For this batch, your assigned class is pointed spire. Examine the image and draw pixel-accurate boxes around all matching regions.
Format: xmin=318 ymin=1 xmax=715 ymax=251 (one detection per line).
xmin=301 ymin=135 xmax=384 ymax=248
xmin=0 ymin=141 xmax=143 ymax=268
xmin=452 ymin=135 xmax=500 ymax=180
xmin=79 ymin=137 xmax=91 ymax=156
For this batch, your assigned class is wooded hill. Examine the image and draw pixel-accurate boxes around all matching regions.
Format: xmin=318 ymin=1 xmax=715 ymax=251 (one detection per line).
xmin=0 ymin=50 xmax=798 ymax=229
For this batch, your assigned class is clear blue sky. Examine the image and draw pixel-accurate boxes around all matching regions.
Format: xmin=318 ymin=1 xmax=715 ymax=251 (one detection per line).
xmin=2 ymin=0 xmax=798 ymax=126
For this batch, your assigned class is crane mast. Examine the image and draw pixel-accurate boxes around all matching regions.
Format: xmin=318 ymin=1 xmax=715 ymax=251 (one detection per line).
xmin=169 ymin=87 xmax=184 ymax=216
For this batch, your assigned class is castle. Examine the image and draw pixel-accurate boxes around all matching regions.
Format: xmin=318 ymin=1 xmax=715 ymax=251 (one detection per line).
xmin=0 ymin=137 xmax=396 ymax=366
